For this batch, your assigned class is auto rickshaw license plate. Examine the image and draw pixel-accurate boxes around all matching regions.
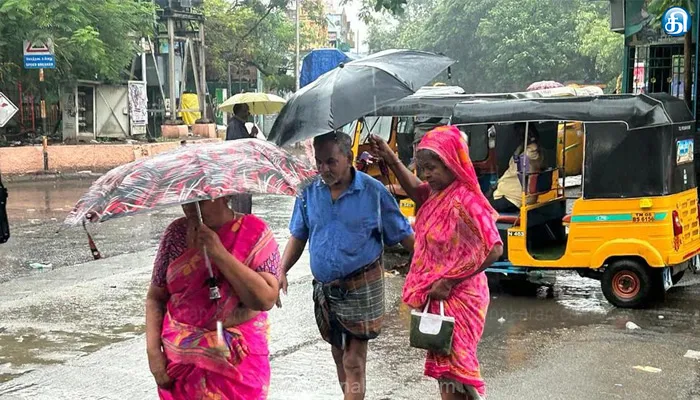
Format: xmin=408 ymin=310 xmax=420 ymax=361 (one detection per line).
xmin=632 ymin=212 xmax=655 ymax=223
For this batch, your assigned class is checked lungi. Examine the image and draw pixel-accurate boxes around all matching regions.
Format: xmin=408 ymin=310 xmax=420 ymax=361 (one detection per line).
xmin=312 ymin=258 xmax=385 ymax=350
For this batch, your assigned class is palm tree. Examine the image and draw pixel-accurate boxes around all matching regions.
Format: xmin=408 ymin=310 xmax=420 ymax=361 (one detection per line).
xmin=648 ymin=0 xmax=695 ymax=107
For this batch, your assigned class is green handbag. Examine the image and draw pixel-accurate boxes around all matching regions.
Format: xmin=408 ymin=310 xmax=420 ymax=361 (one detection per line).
xmin=409 ymin=300 xmax=455 ymax=356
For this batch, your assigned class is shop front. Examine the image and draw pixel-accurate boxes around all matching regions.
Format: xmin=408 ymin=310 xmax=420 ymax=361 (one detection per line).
xmin=610 ymin=0 xmax=699 ymax=117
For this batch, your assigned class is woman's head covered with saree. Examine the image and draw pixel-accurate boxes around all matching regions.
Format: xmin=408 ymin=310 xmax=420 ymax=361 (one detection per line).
xmin=416 ymin=125 xmax=497 ymax=220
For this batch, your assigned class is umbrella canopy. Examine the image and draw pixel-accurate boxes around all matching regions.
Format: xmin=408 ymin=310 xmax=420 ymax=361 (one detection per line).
xmin=268 ymin=49 xmax=455 ymax=146
xmin=527 ymin=81 xmax=564 ymax=91
xmin=64 ymin=140 xmax=317 ymax=225
xmin=218 ymin=92 xmax=287 ymax=115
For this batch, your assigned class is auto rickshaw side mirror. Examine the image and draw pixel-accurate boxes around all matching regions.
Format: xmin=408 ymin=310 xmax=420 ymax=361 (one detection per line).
xmin=0 ymin=173 xmax=9 ymax=244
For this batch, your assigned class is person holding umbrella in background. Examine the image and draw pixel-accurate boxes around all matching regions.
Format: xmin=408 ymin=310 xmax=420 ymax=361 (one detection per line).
xmin=226 ymin=103 xmax=258 ymax=140
xmin=221 ymin=93 xmax=288 ymax=214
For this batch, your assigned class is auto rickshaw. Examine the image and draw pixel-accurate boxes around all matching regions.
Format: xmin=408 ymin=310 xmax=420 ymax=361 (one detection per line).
xmin=352 ymin=86 xmax=604 ymax=222
xmin=351 ymin=88 xmax=517 ymax=222
xmin=451 ymin=93 xmax=700 ymax=308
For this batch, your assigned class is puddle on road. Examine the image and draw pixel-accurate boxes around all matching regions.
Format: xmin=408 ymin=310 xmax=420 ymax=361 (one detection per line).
xmin=0 ymin=325 xmax=143 ymax=383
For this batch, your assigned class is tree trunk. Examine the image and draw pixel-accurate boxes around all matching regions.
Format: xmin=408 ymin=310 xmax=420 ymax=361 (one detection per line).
xmin=684 ymin=30 xmax=693 ymax=109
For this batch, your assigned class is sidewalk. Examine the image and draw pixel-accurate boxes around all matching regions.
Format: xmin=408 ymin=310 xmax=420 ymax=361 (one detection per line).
xmin=0 ymin=138 xmax=221 ymax=178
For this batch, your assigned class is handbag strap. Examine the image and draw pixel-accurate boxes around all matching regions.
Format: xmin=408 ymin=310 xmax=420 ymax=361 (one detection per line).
xmin=422 ymin=298 xmax=446 ymax=316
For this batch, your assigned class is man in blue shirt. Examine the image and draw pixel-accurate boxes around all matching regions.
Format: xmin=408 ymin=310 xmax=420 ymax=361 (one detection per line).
xmin=279 ymin=132 xmax=414 ymax=400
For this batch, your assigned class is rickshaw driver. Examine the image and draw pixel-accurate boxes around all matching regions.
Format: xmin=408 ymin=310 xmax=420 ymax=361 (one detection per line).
xmin=488 ymin=123 xmax=544 ymax=213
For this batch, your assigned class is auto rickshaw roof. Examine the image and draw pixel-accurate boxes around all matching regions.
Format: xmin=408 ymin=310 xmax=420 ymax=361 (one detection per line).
xmin=370 ymin=93 xmax=516 ymax=117
xmin=451 ymin=93 xmax=694 ymax=129
xmin=369 ymin=85 xmax=606 ymax=118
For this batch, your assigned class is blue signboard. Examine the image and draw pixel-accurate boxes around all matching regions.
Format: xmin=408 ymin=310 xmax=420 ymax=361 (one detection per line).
xmin=24 ymin=55 xmax=55 ymax=69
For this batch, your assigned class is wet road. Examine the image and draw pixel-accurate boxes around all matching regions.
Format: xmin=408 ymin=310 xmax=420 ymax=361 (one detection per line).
xmin=0 ymin=179 xmax=700 ymax=399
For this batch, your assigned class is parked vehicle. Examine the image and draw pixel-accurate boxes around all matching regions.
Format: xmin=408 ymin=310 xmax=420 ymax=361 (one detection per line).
xmin=451 ymin=93 xmax=700 ymax=308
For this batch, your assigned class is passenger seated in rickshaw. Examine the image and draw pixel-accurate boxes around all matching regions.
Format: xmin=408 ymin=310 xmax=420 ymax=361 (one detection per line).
xmin=488 ymin=123 xmax=544 ymax=213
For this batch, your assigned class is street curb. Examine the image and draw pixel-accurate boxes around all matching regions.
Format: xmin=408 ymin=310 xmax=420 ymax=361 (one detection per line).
xmin=4 ymin=171 xmax=103 ymax=184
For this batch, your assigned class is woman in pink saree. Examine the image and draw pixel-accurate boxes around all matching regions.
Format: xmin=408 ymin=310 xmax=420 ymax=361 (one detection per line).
xmin=145 ymin=197 xmax=280 ymax=399
xmin=371 ymin=126 xmax=503 ymax=400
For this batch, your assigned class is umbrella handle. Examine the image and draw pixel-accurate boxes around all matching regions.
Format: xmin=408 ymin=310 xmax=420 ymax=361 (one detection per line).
xmin=195 ymin=202 xmax=222 ymax=300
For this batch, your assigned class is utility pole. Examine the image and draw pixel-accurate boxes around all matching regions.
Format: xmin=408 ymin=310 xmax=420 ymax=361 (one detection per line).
xmin=167 ymin=17 xmax=177 ymax=121
xmin=198 ymin=24 xmax=208 ymax=121
xmin=39 ymin=68 xmax=48 ymax=171
xmin=295 ymin=0 xmax=300 ymax=91
xmin=228 ymin=62 xmax=232 ymax=96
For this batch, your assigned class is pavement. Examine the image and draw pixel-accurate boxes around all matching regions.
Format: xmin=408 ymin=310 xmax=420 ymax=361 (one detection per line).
xmin=0 ymin=179 xmax=699 ymax=399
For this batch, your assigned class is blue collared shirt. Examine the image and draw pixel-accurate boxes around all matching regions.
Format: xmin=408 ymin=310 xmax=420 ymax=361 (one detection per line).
xmin=289 ymin=170 xmax=413 ymax=283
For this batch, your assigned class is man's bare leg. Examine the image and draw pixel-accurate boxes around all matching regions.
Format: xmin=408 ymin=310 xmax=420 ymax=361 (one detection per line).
xmin=439 ymin=381 xmax=469 ymax=400
xmin=342 ymin=338 xmax=368 ymax=400
xmin=332 ymin=345 xmax=347 ymax=393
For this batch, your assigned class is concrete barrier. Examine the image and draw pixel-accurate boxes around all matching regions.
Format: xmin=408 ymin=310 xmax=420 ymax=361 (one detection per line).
xmin=0 ymin=138 xmax=222 ymax=176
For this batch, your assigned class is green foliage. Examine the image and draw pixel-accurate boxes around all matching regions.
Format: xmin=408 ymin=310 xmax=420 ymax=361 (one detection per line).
xmin=0 ymin=0 xmax=155 ymax=88
xmin=366 ymin=0 xmax=623 ymax=92
xmin=204 ymin=0 xmax=326 ymax=84
xmin=647 ymin=0 xmax=695 ymax=20
xmin=264 ymin=73 xmax=295 ymax=92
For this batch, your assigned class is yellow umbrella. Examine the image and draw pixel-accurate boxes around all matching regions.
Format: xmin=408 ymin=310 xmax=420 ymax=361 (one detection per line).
xmin=218 ymin=92 xmax=287 ymax=115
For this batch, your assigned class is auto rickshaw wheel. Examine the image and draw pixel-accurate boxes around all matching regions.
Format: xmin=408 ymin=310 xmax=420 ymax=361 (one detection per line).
xmin=601 ymin=259 xmax=654 ymax=308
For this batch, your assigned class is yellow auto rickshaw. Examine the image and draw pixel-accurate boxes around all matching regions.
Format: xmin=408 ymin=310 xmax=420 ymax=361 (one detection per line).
xmin=451 ymin=93 xmax=700 ymax=308
xmin=351 ymin=86 xmax=604 ymax=222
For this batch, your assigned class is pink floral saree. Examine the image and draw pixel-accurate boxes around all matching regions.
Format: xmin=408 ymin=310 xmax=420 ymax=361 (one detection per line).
xmin=155 ymin=214 xmax=280 ymax=400
xmin=403 ymin=126 xmax=502 ymax=397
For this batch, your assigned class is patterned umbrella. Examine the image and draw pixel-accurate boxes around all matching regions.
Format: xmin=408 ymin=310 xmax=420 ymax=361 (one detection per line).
xmin=64 ymin=139 xmax=317 ymax=226
xmin=527 ymin=81 xmax=564 ymax=91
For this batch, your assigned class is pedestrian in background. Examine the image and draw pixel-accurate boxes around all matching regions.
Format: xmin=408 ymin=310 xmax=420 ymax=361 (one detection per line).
xmin=226 ymin=103 xmax=256 ymax=213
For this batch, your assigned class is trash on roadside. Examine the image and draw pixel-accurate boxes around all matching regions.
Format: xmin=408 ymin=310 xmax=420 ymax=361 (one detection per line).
xmin=614 ymin=384 xmax=623 ymax=388
xmin=633 ymin=365 xmax=662 ymax=373
xmin=626 ymin=321 xmax=641 ymax=330
xmin=658 ymin=315 xmax=665 ymax=320
xmin=28 ymin=262 xmax=53 ymax=270
xmin=498 ymin=317 xmax=506 ymax=324
xmin=684 ymin=350 xmax=700 ymax=360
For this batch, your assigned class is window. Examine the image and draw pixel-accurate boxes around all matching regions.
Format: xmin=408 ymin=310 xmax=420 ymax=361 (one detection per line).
xmin=359 ymin=116 xmax=392 ymax=143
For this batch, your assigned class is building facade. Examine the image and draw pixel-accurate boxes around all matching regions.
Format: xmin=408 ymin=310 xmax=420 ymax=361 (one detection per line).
xmin=610 ymin=0 xmax=699 ymax=120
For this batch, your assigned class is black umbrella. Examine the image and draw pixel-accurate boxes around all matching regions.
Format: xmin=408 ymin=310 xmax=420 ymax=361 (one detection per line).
xmin=268 ymin=49 xmax=455 ymax=146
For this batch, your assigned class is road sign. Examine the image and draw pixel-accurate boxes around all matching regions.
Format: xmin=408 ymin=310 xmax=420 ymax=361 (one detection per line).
xmin=23 ymin=40 xmax=55 ymax=69
xmin=0 ymin=92 xmax=19 ymax=128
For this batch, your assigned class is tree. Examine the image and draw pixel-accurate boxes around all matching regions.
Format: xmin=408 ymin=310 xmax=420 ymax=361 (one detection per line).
xmin=204 ymin=0 xmax=327 ymax=93
xmin=477 ymin=0 xmax=587 ymax=92
xmin=365 ymin=0 xmax=435 ymax=52
xmin=0 ymin=0 xmax=155 ymax=91
xmin=366 ymin=0 xmax=623 ymax=92
xmin=576 ymin=2 xmax=625 ymax=88
xmin=344 ymin=0 xmax=407 ymax=16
